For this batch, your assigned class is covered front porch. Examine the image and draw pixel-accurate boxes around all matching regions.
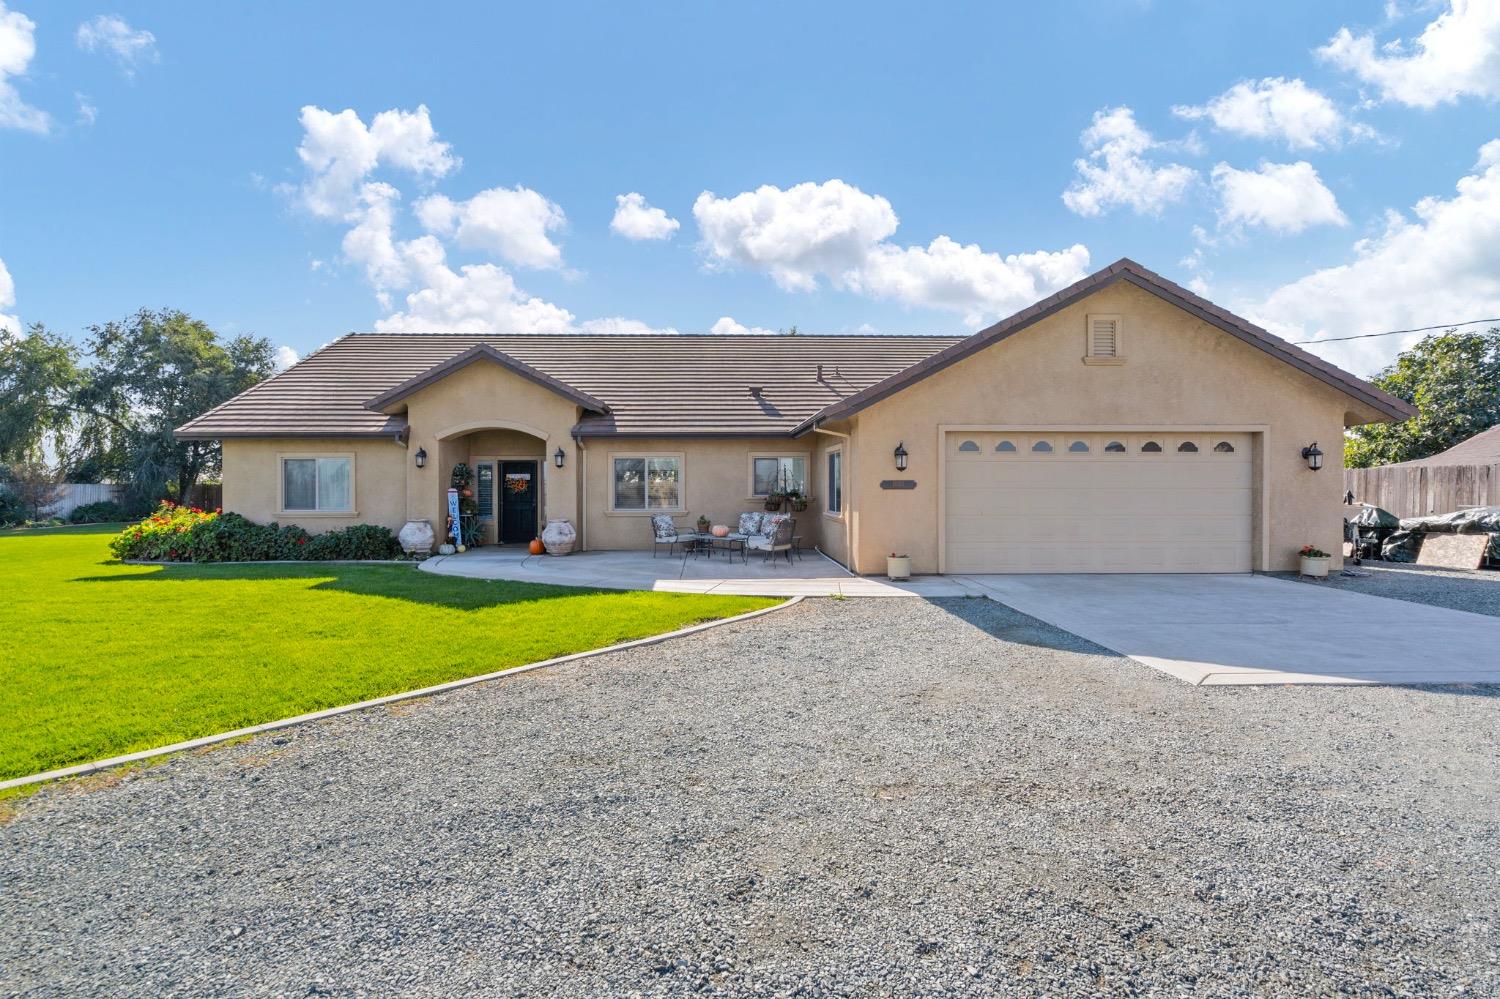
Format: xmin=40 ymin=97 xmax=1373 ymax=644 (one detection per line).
xmin=417 ymin=547 xmax=975 ymax=597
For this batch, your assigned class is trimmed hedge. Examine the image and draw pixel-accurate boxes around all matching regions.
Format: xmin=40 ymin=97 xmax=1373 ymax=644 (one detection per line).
xmin=68 ymin=500 xmax=133 ymax=524
xmin=110 ymin=502 xmax=403 ymax=563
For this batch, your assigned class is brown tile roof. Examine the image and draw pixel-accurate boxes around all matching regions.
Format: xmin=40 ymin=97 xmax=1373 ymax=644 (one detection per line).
xmin=792 ymin=258 xmax=1418 ymax=432
xmin=175 ymin=333 xmax=964 ymax=439
xmin=1391 ymin=424 xmax=1500 ymax=468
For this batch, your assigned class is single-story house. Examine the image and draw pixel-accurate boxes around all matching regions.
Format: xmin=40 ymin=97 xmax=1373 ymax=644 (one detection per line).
xmin=176 ymin=259 xmax=1415 ymax=574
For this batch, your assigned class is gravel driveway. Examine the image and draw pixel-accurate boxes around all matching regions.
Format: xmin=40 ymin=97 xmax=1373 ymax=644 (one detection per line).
xmin=1278 ymin=562 xmax=1500 ymax=618
xmin=4 ymin=598 xmax=1498 ymax=997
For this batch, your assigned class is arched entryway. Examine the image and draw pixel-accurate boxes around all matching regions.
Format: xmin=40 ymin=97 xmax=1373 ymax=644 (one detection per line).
xmin=434 ymin=421 xmax=548 ymax=547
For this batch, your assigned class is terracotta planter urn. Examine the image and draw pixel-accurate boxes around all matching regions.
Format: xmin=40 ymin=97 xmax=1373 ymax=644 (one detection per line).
xmin=398 ymin=519 xmax=435 ymax=556
xmin=541 ymin=518 xmax=577 ymax=555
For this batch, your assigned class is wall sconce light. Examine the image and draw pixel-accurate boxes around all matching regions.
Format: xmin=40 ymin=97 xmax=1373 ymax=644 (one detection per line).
xmin=553 ymin=447 xmax=566 ymax=469
xmin=1301 ymin=442 xmax=1324 ymax=471
xmin=414 ymin=447 xmax=427 ymax=469
xmin=894 ymin=441 xmax=908 ymax=472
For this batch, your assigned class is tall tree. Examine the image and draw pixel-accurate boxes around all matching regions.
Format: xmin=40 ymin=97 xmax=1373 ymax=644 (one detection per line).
xmin=1345 ymin=329 xmax=1500 ymax=468
xmin=0 ymin=324 xmax=83 ymax=464
xmin=75 ymin=310 xmax=273 ymax=503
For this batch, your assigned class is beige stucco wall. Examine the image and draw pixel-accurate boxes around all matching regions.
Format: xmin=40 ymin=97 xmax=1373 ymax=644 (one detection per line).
xmin=221 ymin=437 xmax=409 ymax=533
xmin=844 ymin=282 xmax=1360 ymax=574
xmin=581 ymin=436 xmax=829 ymax=551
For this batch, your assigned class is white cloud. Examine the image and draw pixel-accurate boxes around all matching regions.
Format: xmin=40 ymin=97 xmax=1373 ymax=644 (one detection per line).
xmin=415 ymin=186 xmax=566 ymax=269
xmin=295 ymin=104 xmax=459 ymax=219
xmin=709 ymin=316 xmax=778 ymax=336
xmin=1252 ymin=140 xmax=1500 ymax=375
xmin=374 ymin=240 xmax=577 ymax=335
xmin=75 ymin=14 xmax=157 ymax=76
xmin=0 ymin=2 xmax=48 ymax=133
xmin=1212 ymin=161 xmax=1348 ymax=234
xmin=0 ymin=255 xmax=18 ymax=335
xmin=272 ymin=345 xmax=299 ymax=371
xmin=577 ymin=317 xmax=681 ymax=335
xmin=1319 ymin=1 xmax=1500 ymax=108
xmin=695 ymin=178 xmax=1090 ymax=325
xmin=610 ymin=192 xmax=680 ymax=241
xmin=74 ymin=92 xmax=96 ymax=126
xmin=694 ymin=180 xmax=898 ymax=291
xmin=1062 ymin=107 xmax=1198 ymax=217
xmin=1173 ymin=78 xmax=1368 ymax=150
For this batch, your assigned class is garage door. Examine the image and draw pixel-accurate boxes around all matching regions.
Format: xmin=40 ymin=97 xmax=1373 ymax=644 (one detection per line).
xmin=943 ymin=431 xmax=1253 ymax=573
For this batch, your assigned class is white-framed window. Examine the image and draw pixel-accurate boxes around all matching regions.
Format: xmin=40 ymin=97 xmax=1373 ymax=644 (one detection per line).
xmin=281 ymin=456 xmax=352 ymax=512
xmin=1084 ymin=313 xmax=1125 ymax=364
xmin=611 ymin=455 xmax=682 ymax=511
xmin=826 ymin=449 xmax=843 ymax=515
xmin=750 ymin=455 xmax=807 ymax=497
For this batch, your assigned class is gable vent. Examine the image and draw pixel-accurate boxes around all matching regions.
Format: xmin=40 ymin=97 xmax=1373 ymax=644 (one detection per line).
xmin=1090 ymin=318 xmax=1118 ymax=357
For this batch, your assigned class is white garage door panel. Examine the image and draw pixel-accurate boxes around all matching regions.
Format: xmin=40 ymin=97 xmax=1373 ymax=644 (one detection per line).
xmin=943 ymin=431 xmax=1253 ymax=574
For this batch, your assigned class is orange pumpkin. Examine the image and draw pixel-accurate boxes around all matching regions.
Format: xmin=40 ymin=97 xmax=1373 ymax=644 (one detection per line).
xmin=528 ymin=538 xmax=545 ymax=555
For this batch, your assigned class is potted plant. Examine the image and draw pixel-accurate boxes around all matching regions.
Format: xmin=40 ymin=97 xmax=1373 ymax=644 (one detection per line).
xmin=887 ymin=552 xmax=911 ymax=581
xmin=1298 ymin=544 xmax=1332 ymax=578
xmin=696 ymin=513 xmax=711 ymax=535
xmin=785 ymin=488 xmax=809 ymax=512
xmin=451 ymin=462 xmax=474 ymax=498
xmin=763 ymin=491 xmax=784 ymax=512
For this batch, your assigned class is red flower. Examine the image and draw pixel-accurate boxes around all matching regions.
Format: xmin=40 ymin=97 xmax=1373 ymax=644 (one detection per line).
xmin=297 ymin=537 xmax=307 ymax=545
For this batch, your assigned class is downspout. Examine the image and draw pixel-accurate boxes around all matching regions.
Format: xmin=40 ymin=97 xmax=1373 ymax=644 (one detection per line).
xmin=575 ymin=434 xmax=587 ymax=552
xmin=811 ymin=423 xmax=857 ymax=575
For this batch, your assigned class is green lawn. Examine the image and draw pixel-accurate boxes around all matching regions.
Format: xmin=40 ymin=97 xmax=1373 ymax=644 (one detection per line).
xmin=0 ymin=525 xmax=777 ymax=782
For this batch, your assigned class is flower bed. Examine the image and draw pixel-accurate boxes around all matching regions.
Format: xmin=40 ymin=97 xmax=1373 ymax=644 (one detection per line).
xmin=109 ymin=502 xmax=403 ymax=562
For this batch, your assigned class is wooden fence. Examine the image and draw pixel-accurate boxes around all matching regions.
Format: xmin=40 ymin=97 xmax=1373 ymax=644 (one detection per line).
xmin=1344 ymin=463 xmax=1500 ymax=519
xmin=42 ymin=483 xmax=124 ymax=518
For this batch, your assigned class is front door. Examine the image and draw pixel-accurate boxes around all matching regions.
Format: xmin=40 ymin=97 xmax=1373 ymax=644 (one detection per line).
xmin=499 ymin=461 xmax=539 ymax=544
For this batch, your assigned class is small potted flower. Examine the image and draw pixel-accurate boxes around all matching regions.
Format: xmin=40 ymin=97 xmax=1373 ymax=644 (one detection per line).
xmin=1298 ymin=544 xmax=1332 ymax=578
xmin=696 ymin=513 xmax=711 ymax=535
xmin=763 ymin=491 xmax=784 ymax=512
xmin=887 ymin=552 xmax=911 ymax=581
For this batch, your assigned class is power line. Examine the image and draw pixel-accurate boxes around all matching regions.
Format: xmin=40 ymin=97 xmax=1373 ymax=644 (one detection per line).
xmin=1293 ymin=318 xmax=1500 ymax=345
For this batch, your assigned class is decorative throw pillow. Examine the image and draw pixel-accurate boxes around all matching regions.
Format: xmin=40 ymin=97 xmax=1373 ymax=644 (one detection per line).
xmin=651 ymin=513 xmax=678 ymax=540
xmin=738 ymin=512 xmax=763 ymax=536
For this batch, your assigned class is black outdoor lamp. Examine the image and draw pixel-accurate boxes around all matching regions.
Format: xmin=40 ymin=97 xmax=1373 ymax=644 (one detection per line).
xmin=414 ymin=446 xmax=427 ymax=469
xmin=553 ymin=447 xmax=566 ymax=469
xmin=1301 ymin=442 xmax=1324 ymax=471
xmin=894 ymin=442 xmax=908 ymax=472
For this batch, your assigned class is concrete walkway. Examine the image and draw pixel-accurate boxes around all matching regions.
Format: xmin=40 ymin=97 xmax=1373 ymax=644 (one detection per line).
xmin=967 ymin=573 xmax=1500 ymax=686
xmin=419 ymin=546 xmax=978 ymax=597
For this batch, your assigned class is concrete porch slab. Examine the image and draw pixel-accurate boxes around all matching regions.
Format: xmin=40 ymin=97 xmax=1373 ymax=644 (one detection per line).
xmin=418 ymin=546 xmax=980 ymax=597
xmin=965 ymin=573 xmax=1500 ymax=686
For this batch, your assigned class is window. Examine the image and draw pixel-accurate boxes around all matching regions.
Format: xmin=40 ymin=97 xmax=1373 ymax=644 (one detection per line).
xmin=1177 ymin=441 xmax=1199 ymax=453
xmin=826 ymin=450 xmax=843 ymax=514
xmin=995 ymin=440 xmax=1017 ymax=453
xmin=752 ymin=455 xmax=807 ymax=496
xmin=1068 ymin=440 xmax=1089 ymax=453
xmin=1141 ymin=441 xmax=1163 ymax=453
xmin=1105 ymin=441 xmax=1127 ymax=453
xmin=281 ymin=457 xmax=351 ymax=512
xmin=1214 ymin=441 xmax=1235 ymax=453
xmin=1084 ymin=314 xmax=1124 ymax=363
xmin=612 ymin=456 xmax=681 ymax=511
xmin=957 ymin=440 xmax=980 ymax=453
xmin=1031 ymin=441 xmax=1053 ymax=453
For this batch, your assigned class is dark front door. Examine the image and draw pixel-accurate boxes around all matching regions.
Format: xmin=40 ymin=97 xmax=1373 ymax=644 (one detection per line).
xmin=499 ymin=461 xmax=539 ymax=544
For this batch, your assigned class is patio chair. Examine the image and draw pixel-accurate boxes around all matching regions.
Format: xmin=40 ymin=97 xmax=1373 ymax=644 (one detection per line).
xmin=649 ymin=513 xmax=691 ymax=558
xmin=749 ymin=516 xmax=795 ymax=563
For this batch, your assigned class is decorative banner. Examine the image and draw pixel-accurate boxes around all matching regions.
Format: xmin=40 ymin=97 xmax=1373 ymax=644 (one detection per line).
xmin=446 ymin=488 xmax=461 ymax=546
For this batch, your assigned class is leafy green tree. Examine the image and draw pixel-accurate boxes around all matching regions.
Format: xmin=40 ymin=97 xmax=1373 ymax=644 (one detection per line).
xmin=0 ymin=325 xmax=83 ymax=464
xmin=1345 ymin=329 xmax=1500 ymax=468
xmin=76 ymin=309 xmax=273 ymax=504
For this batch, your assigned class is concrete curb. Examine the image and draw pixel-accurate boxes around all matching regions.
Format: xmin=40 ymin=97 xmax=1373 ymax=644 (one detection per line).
xmin=0 ymin=596 xmax=801 ymax=793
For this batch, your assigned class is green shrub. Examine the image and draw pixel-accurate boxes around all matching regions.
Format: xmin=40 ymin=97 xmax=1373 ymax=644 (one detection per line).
xmin=68 ymin=500 xmax=132 ymax=524
xmin=109 ymin=503 xmax=402 ymax=562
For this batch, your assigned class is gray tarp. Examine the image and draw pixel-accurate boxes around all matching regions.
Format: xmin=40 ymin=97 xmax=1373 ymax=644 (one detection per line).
xmin=1382 ymin=506 xmax=1500 ymax=562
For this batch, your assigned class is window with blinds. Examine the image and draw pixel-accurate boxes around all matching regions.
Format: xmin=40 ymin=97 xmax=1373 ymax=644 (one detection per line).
xmin=1084 ymin=314 xmax=1124 ymax=363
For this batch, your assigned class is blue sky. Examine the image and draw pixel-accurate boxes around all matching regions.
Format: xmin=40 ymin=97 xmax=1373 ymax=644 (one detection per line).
xmin=2 ymin=1 xmax=1499 ymax=377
